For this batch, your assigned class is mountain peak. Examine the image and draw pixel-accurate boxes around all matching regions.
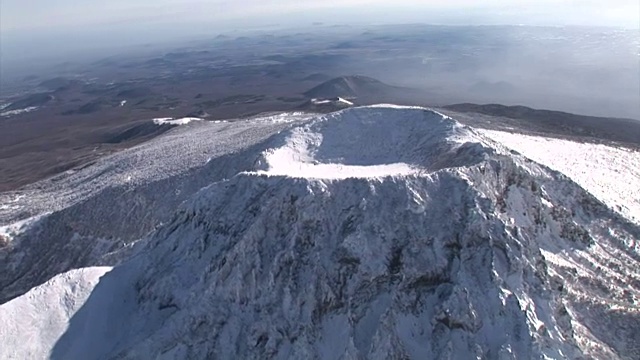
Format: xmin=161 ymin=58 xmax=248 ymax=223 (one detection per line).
xmin=303 ymin=76 xmax=395 ymax=99
xmin=254 ymin=106 xmax=488 ymax=179
xmin=41 ymin=105 xmax=640 ymax=360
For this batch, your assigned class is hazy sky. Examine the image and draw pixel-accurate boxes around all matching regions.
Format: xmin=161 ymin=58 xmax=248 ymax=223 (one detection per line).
xmin=1 ymin=0 xmax=638 ymax=73
xmin=2 ymin=0 xmax=639 ymax=34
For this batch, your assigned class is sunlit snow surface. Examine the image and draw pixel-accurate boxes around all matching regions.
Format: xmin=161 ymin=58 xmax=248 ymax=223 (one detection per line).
xmin=254 ymin=106 xmax=478 ymax=179
xmin=152 ymin=117 xmax=204 ymax=125
xmin=1 ymin=106 xmax=38 ymax=117
xmin=0 ymin=267 xmax=112 ymax=360
xmin=0 ymin=215 xmax=43 ymax=243
xmin=480 ymin=130 xmax=640 ymax=224
xmin=0 ymin=106 xmax=639 ymax=360
xmin=254 ymin=124 xmax=420 ymax=179
xmin=311 ymin=97 xmax=354 ymax=106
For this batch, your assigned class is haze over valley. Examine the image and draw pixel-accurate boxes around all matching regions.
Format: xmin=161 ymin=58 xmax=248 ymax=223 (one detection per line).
xmin=1 ymin=1 xmax=639 ymax=359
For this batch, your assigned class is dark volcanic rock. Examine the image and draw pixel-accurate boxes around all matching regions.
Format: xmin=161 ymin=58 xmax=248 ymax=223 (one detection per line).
xmin=115 ymin=87 xmax=154 ymax=99
xmin=5 ymin=93 xmax=54 ymax=111
xmin=303 ymin=75 xmax=399 ymax=99
xmin=39 ymin=77 xmax=81 ymax=91
xmin=444 ymin=103 xmax=640 ymax=147
xmin=102 ymin=121 xmax=175 ymax=144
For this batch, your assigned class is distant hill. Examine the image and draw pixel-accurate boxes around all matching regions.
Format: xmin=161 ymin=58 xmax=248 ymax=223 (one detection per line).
xmin=297 ymin=97 xmax=355 ymax=113
xmin=115 ymin=86 xmax=154 ymax=99
xmin=5 ymin=93 xmax=54 ymax=111
xmin=301 ymin=73 xmax=332 ymax=82
xmin=39 ymin=77 xmax=79 ymax=91
xmin=444 ymin=103 xmax=640 ymax=147
xmin=101 ymin=120 xmax=175 ymax=144
xmin=303 ymin=75 xmax=400 ymax=99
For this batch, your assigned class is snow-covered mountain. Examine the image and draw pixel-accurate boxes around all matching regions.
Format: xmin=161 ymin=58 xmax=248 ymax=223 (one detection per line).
xmin=303 ymin=76 xmax=398 ymax=99
xmin=0 ymin=112 xmax=314 ymax=304
xmin=0 ymin=267 xmax=112 ymax=360
xmin=1 ymin=106 xmax=639 ymax=359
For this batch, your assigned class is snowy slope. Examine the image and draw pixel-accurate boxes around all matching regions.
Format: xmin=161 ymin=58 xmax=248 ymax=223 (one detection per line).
xmin=153 ymin=117 xmax=208 ymax=125
xmin=478 ymin=130 xmax=640 ymax=224
xmin=0 ymin=113 xmax=314 ymax=304
xmin=0 ymin=267 xmax=112 ymax=360
xmin=29 ymin=106 xmax=638 ymax=360
xmin=252 ymin=107 xmax=481 ymax=179
xmin=1 ymin=106 xmax=39 ymax=117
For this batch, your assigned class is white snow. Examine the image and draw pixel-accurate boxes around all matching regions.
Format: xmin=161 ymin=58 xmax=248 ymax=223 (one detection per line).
xmin=151 ymin=117 xmax=173 ymax=124
xmin=0 ymin=194 xmax=25 ymax=212
xmin=0 ymin=215 xmax=43 ymax=243
xmin=311 ymin=97 xmax=354 ymax=106
xmin=260 ymin=160 xmax=418 ymax=179
xmin=368 ymin=104 xmax=424 ymax=110
xmin=153 ymin=117 xmax=203 ymax=125
xmin=479 ymin=129 xmax=640 ymax=224
xmin=0 ymin=267 xmax=112 ymax=360
xmin=254 ymin=126 xmax=420 ymax=179
xmin=336 ymin=97 xmax=354 ymax=105
xmin=250 ymin=112 xmax=311 ymax=124
xmin=1 ymin=106 xmax=38 ymax=117
xmin=1 ymin=105 xmax=639 ymax=360
xmin=43 ymin=99 xmax=638 ymax=357
xmin=253 ymin=106 xmax=478 ymax=180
